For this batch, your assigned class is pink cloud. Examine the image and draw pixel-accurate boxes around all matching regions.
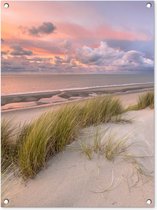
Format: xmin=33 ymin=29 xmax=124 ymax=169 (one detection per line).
xmin=95 ymin=25 xmax=149 ymax=41
xmin=57 ymin=22 xmax=150 ymax=42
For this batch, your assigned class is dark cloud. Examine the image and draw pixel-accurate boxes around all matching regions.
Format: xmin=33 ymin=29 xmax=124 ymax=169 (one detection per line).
xmin=28 ymin=22 xmax=56 ymax=36
xmin=7 ymin=39 xmax=72 ymax=55
xmin=54 ymin=56 xmax=64 ymax=65
xmin=1 ymin=54 xmax=76 ymax=73
xmin=1 ymin=56 xmax=53 ymax=72
xmin=10 ymin=45 xmax=33 ymax=56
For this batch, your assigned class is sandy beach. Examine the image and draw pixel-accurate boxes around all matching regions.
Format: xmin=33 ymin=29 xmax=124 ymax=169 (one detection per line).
xmin=1 ymin=91 xmax=154 ymax=207
xmin=1 ymin=0 xmax=154 ymax=207
xmin=1 ymin=89 xmax=154 ymax=125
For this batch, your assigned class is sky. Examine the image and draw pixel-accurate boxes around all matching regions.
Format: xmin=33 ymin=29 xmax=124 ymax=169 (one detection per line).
xmin=1 ymin=1 xmax=154 ymax=73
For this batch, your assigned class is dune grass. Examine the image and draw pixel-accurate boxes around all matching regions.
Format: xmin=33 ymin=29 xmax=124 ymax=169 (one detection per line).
xmin=2 ymin=96 xmax=125 ymax=178
xmin=18 ymin=105 xmax=80 ymax=178
xmin=80 ymin=142 xmax=93 ymax=160
xmin=80 ymin=129 xmax=132 ymax=162
xmin=17 ymin=96 xmax=123 ymax=178
xmin=80 ymin=96 xmax=124 ymax=126
xmin=137 ymin=92 xmax=154 ymax=109
xmin=127 ymin=92 xmax=154 ymax=111
xmin=1 ymin=120 xmax=17 ymax=172
xmin=103 ymin=134 xmax=131 ymax=161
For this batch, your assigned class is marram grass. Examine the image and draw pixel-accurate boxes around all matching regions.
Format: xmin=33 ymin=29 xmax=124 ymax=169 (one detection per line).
xmin=18 ymin=105 xmax=80 ymax=178
xmin=127 ymin=92 xmax=154 ymax=111
xmin=2 ymin=96 xmax=125 ymax=178
xmin=1 ymin=120 xmax=17 ymax=172
xmin=137 ymin=92 xmax=154 ymax=109
xmin=80 ymin=130 xmax=132 ymax=161
xmin=79 ymin=96 xmax=124 ymax=126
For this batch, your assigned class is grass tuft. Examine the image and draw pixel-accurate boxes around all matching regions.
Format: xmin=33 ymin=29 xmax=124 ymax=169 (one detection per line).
xmin=80 ymin=142 xmax=93 ymax=160
xmin=18 ymin=105 xmax=80 ymax=178
xmin=80 ymin=129 xmax=132 ymax=162
xmin=137 ymin=92 xmax=154 ymax=109
xmin=1 ymin=120 xmax=17 ymax=172
xmin=80 ymin=96 xmax=124 ymax=126
xmin=2 ymin=96 xmax=125 ymax=179
xmin=127 ymin=92 xmax=154 ymax=111
xmin=103 ymin=134 xmax=129 ymax=161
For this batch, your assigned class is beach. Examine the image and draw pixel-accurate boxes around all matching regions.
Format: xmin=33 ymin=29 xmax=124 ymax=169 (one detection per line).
xmin=1 ymin=82 xmax=154 ymax=123
xmin=1 ymin=0 xmax=154 ymax=207
xmin=1 ymin=90 xmax=154 ymax=207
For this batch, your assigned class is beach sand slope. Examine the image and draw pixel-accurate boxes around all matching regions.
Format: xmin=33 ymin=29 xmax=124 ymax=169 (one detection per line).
xmin=3 ymin=109 xmax=154 ymax=207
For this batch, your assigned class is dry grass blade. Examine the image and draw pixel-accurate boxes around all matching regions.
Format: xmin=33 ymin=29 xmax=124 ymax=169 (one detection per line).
xmin=91 ymin=168 xmax=122 ymax=193
xmin=103 ymin=133 xmax=131 ymax=161
xmin=1 ymin=120 xmax=17 ymax=172
xmin=80 ymin=142 xmax=93 ymax=160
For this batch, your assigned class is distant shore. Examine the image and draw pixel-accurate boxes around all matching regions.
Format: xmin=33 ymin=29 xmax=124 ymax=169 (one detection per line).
xmin=1 ymin=90 xmax=154 ymax=125
xmin=1 ymin=82 xmax=154 ymax=112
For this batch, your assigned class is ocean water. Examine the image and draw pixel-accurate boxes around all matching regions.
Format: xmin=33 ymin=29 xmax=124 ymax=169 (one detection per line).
xmin=2 ymin=73 xmax=154 ymax=95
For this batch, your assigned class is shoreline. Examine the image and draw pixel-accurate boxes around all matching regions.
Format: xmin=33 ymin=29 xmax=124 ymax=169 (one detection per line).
xmin=2 ymin=82 xmax=153 ymax=96
xmin=2 ymin=87 xmax=154 ymax=114
xmin=1 ymin=90 xmax=154 ymax=125
xmin=1 ymin=82 xmax=154 ymax=112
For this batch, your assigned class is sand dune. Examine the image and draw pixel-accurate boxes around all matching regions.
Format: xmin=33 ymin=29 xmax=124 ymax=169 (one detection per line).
xmin=2 ymin=109 xmax=154 ymax=207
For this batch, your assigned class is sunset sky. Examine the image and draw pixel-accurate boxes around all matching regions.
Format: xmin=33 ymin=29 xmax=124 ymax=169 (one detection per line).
xmin=1 ymin=1 xmax=154 ymax=73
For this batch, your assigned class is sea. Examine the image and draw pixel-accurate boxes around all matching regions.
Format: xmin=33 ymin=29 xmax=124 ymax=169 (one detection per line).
xmin=2 ymin=73 xmax=154 ymax=95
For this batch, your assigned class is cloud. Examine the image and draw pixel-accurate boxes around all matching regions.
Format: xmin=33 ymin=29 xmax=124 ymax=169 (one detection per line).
xmin=54 ymin=56 xmax=64 ymax=65
xmin=6 ymin=39 xmax=73 ymax=56
xmin=76 ymin=41 xmax=153 ymax=71
xmin=1 ymin=41 xmax=153 ymax=73
xmin=10 ymin=45 xmax=33 ymax=56
xmin=60 ymin=40 xmax=72 ymax=53
xmin=113 ymin=50 xmax=153 ymax=69
xmin=58 ymin=21 xmax=150 ymax=42
xmin=1 ymin=56 xmax=53 ymax=72
xmin=28 ymin=22 xmax=56 ymax=36
xmin=106 ymin=40 xmax=154 ymax=60
xmin=1 ymin=51 xmax=9 ymax=56
xmin=76 ymin=42 xmax=123 ymax=65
